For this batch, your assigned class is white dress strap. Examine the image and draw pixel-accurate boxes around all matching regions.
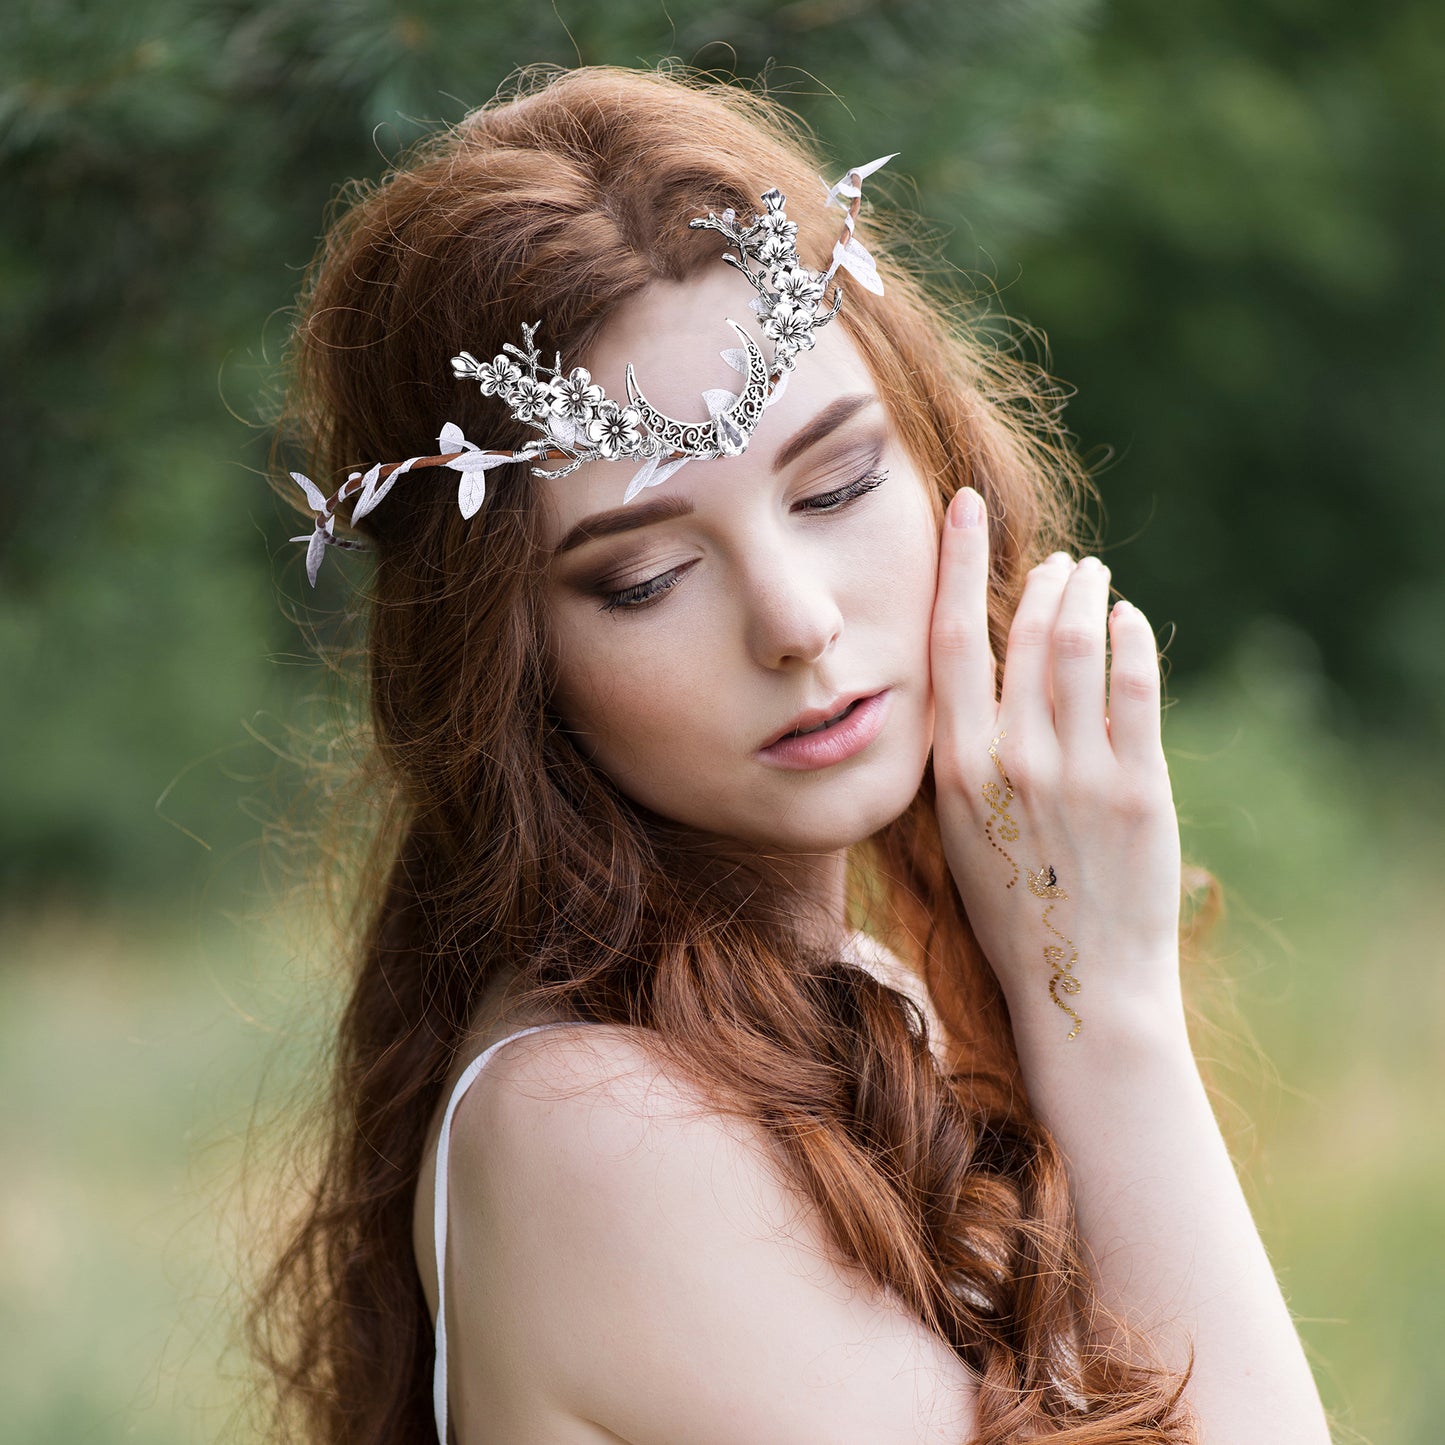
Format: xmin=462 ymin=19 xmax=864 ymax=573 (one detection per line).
xmin=432 ymin=1021 xmax=595 ymax=1445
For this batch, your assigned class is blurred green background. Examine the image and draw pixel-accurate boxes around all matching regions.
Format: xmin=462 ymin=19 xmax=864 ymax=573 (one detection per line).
xmin=3 ymin=1 xmax=1440 ymax=1441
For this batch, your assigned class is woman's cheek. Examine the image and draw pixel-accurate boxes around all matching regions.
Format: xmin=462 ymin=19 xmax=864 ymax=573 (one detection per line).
xmin=861 ymin=486 xmax=939 ymax=631
xmin=553 ymin=624 xmax=703 ymax=773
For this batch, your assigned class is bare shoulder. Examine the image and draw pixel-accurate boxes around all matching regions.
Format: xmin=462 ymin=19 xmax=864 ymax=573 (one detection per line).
xmin=456 ymin=1022 xmax=760 ymax=1181
xmin=445 ymin=1023 xmax=980 ymax=1445
xmin=461 ymin=1020 xmax=715 ymax=1128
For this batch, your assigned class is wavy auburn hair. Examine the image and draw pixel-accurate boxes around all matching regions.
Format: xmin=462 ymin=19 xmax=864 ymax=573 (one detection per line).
xmin=247 ymin=62 xmax=1213 ymax=1444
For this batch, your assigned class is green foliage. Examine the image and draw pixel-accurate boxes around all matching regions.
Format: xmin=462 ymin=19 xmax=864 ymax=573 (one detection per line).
xmin=1001 ymin=0 xmax=1445 ymax=746
xmin=1165 ymin=629 xmax=1445 ymax=1445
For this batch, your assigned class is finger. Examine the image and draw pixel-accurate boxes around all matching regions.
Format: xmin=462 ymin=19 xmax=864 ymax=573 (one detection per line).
xmin=930 ymin=487 xmax=997 ymax=744
xmin=1106 ymin=599 xmax=1163 ymax=761
xmin=1050 ymin=555 xmax=1111 ymax=758
xmin=997 ymin=552 xmax=1075 ymax=727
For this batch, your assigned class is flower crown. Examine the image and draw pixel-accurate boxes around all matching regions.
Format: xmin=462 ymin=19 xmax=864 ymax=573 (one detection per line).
xmin=287 ymin=153 xmax=896 ymax=585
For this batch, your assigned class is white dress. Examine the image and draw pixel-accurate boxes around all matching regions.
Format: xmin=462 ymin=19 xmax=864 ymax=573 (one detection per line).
xmin=428 ymin=932 xmax=944 ymax=1444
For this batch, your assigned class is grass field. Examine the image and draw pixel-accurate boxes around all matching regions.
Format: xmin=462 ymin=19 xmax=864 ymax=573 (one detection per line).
xmin=3 ymin=625 xmax=1439 ymax=1443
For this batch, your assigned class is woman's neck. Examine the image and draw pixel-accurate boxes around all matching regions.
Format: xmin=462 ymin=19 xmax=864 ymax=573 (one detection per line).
xmin=741 ymin=845 xmax=852 ymax=952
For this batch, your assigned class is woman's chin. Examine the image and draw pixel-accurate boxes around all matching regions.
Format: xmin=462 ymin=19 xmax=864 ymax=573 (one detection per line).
xmin=733 ymin=777 xmax=925 ymax=855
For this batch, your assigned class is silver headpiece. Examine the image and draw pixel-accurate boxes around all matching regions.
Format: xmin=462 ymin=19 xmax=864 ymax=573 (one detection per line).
xmin=288 ymin=154 xmax=896 ymax=585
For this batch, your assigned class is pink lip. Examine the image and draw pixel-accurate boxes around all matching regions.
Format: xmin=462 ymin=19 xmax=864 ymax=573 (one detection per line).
xmin=756 ymin=690 xmax=892 ymax=771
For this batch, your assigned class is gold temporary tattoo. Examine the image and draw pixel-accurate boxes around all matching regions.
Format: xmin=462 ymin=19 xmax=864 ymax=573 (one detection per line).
xmin=983 ymin=732 xmax=1083 ymax=1039
xmin=1026 ymin=862 xmax=1082 ymax=1039
xmin=982 ymin=731 xmax=1021 ymax=888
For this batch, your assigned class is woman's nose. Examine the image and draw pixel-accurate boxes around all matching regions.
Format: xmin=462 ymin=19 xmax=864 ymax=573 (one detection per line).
xmin=743 ymin=558 xmax=844 ymax=669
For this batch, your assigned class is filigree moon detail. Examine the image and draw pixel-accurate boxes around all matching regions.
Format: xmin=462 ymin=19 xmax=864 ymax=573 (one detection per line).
xmin=625 ymin=319 xmax=771 ymax=460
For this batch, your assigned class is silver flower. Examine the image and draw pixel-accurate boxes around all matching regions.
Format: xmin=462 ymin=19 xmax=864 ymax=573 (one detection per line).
xmin=762 ymin=300 xmax=817 ymax=354
xmin=756 ymin=209 xmax=799 ymax=242
xmin=770 ymin=263 xmax=826 ymax=309
xmin=753 ymin=232 xmax=794 ymax=267
xmin=505 ymin=374 xmax=553 ymax=424
xmin=477 ymin=354 xmax=523 ymax=396
xmin=549 ymin=367 xmax=605 ymax=422
xmin=585 ymin=400 xmax=644 ymax=460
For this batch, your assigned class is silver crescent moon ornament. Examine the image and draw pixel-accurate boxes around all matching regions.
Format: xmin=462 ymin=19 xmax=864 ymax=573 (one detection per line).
xmin=625 ymin=319 xmax=772 ymax=460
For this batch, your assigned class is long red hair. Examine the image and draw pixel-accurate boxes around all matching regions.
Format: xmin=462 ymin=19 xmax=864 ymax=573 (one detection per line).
xmin=245 ymin=61 xmax=1217 ymax=1443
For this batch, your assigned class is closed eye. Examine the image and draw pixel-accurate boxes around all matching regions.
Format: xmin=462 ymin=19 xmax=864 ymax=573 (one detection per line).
xmin=597 ymin=466 xmax=890 ymax=615
xmin=796 ymin=466 xmax=889 ymax=513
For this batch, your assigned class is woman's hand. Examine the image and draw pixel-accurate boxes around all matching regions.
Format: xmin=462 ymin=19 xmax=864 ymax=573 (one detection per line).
xmin=928 ymin=487 xmax=1184 ymax=1038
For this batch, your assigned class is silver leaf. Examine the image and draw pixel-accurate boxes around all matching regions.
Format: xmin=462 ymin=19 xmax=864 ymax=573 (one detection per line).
xmin=290 ymin=471 xmax=330 ymax=515
xmin=622 ymin=453 xmax=660 ymax=504
xmin=446 ymin=451 xmax=515 ymax=473
xmin=829 ymin=236 xmax=884 ymax=295
xmin=305 ymin=525 xmax=329 ymax=587
xmin=457 ymin=469 xmax=487 ymax=520
xmin=650 ymin=457 xmax=689 ymax=487
xmin=438 ymin=420 xmax=475 ymax=453
xmin=823 ymin=153 xmax=898 ymax=208
xmin=358 ymin=454 xmax=428 ymax=520
xmin=348 ymin=463 xmax=387 ymax=522
xmin=701 ymin=387 xmax=740 ymax=418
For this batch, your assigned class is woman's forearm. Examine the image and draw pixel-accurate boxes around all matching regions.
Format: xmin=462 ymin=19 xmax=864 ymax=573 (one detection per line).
xmin=1007 ymin=984 xmax=1331 ymax=1444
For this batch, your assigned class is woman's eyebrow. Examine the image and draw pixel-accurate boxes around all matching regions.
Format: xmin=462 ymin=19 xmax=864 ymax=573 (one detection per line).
xmin=551 ymin=392 xmax=880 ymax=558
xmin=771 ymin=393 xmax=877 ymax=472
xmin=552 ymin=494 xmax=695 ymax=557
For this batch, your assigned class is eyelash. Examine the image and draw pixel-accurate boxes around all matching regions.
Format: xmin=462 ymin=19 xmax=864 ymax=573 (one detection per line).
xmin=597 ymin=467 xmax=890 ymax=614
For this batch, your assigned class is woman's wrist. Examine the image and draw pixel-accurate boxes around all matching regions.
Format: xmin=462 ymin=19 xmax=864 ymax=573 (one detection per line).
xmin=1001 ymin=960 xmax=1191 ymax=1068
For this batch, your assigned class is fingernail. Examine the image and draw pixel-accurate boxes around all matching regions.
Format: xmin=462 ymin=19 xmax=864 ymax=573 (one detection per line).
xmin=950 ymin=488 xmax=983 ymax=529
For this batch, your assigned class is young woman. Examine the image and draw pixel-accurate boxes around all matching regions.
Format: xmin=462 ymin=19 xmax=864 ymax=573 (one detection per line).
xmin=248 ymin=63 xmax=1332 ymax=1445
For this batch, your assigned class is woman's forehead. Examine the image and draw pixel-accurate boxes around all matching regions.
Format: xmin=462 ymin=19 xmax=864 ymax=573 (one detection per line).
xmin=537 ymin=267 xmax=878 ymax=534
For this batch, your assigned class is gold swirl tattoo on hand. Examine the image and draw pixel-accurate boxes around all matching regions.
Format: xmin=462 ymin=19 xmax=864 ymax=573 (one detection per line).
xmin=984 ymin=731 xmax=1083 ymax=1039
